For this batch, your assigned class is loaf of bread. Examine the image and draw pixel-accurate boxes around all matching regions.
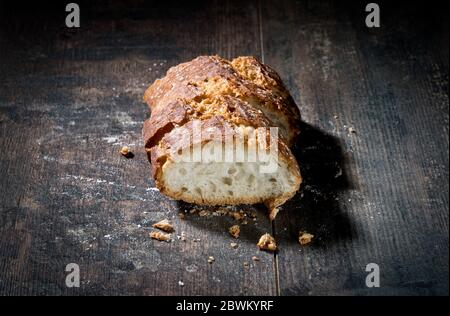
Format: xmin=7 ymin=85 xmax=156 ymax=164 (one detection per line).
xmin=142 ymin=56 xmax=302 ymax=219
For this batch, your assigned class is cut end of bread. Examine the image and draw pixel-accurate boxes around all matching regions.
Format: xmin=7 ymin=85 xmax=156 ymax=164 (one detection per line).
xmin=155 ymin=134 xmax=301 ymax=213
xmin=161 ymin=161 xmax=300 ymax=208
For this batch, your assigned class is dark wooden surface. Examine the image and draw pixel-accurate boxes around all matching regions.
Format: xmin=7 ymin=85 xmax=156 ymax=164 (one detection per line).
xmin=0 ymin=0 xmax=448 ymax=296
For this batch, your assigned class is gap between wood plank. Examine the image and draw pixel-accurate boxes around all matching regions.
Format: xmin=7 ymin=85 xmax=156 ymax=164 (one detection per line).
xmin=271 ymin=220 xmax=281 ymax=296
xmin=258 ymin=0 xmax=280 ymax=296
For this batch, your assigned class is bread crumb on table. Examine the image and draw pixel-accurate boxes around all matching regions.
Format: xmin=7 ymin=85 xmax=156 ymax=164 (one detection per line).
xmin=252 ymin=256 xmax=260 ymax=262
xmin=231 ymin=211 xmax=245 ymax=221
xmin=299 ymin=231 xmax=314 ymax=245
xmin=229 ymin=225 xmax=240 ymax=238
xmin=152 ymin=219 xmax=174 ymax=233
xmin=149 ymin=231 xmax=171 ymax=242
xmin=257 ymin=233 xmax=277 ymax=252
xmin=230 ymin=242 xmax=238 ymax=249
xmin=119 ymin=146 xmax=134 ymax=158
xmin=207 ymin=256 xmax=215 ymax=264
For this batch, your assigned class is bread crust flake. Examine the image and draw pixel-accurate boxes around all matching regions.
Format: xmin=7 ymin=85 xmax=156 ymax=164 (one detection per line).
xmin=257 ymin=233 xmax=277 ymax=252
xmin=152 ymin=219 xmax=174 ymax=233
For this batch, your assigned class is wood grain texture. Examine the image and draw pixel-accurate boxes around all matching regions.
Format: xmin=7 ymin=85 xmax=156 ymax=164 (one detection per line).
xmin=262 ymin=0 xmax=449 ymax=295
xmin=0 ymin=0 xmax=275 ymax=296
xmin=0 ymin=0 xmax=448 ymax=296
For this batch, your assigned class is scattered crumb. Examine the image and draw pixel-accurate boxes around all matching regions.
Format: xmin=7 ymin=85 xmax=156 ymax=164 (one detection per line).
xmin=252 ymin=256 xmax=260 ymax=262
xmin=231 ymin=211 xmax=244 ymax=221
xmin=149 ymin=231 xmax=171 ymax=242
xmin=193 ymin=207 xmax=258 ymax=222
xmin=299 ymin=231 xmax=314 ymax=245
xmin=186 ymin=206 xmax=258 ymax=222
xmin=193 ymin=238 xmax=201 ymax=242
xmin=257 ymin=233 xmax=277 ymax=252
xmin=119 ymin=146 xmax=129 ymax=155
xmin=119 ymin=146 xmax=134 ymax=158
xmin=348 ymin=127 xmax=356 ymax=134
xmin=333 ymin=115 xmax=338 ymax=119
xmin=152 ymin=219 xmax=174 ymax=233
xmin=180 ymin=231 xmax=187 ymax=242
xmin=243 ymin=261 xmax=249 ymax=267
xmin=207 ymin=256 xmax=215 ymax=264
xmin=213 ymin=207 xmax=228 ymax=216
xmin=229 ymin=225 xmax=240 ymax=239
xmin=230 ymin=242 xmax=238 ymax=249
xmin=178 ymin=281 xmax=184 ymax=287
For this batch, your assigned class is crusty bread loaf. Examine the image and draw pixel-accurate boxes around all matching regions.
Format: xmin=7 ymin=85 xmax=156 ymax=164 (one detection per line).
xmin=142 ymin=56 xmax=302 ymax=219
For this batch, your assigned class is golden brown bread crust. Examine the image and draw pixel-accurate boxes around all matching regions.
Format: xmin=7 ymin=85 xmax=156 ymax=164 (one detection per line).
xmin=143 ymin=90 xmax=275 ymax=148
xmin=142 ymin=56 xmax=302 ymax=218
xmin=143 ymin=56 xmax=301 ymax=147
xmin=230 ymin=56 xmax=301 ymax=126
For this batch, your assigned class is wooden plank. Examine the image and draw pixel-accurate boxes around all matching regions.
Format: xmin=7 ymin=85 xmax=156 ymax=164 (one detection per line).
xmin=0 ymin=0 xmax=277 ymax=295
xmin=1 ymin=0 xmax=448 ymax=296
xmin=262 ymin=0 xmax=449 ymax=295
